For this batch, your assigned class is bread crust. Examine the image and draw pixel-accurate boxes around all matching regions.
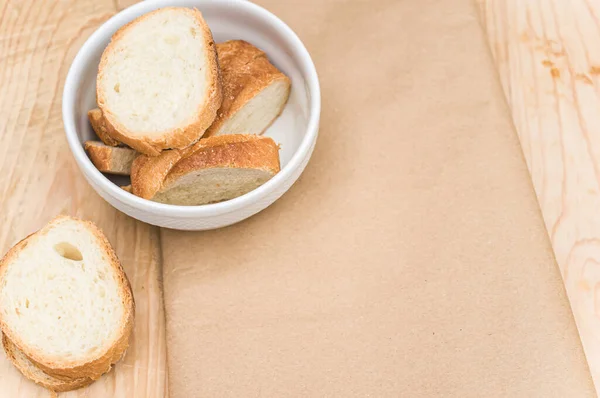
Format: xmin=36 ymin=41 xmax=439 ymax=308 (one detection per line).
xmin=205 ymin=40 xmax=291 ymax=137
xmin=161 ymin=135 xmax=280 ymax=199
xmin=0 ymin=215 xmax=135 ymax=381
xmin=88 ymin=109 xmax=120 ymax=147
xmin=131 ymin=147 xmax=192 ymax=199
xmin=2 ymin=334 xmax=93 ymax=392
xmin=97 ymin=7 xmax=223 ymax=156
xmin=85 ymin=141 xmax=138 ymax=175
xmin=130 ymin=134 xmax=279 ymax=201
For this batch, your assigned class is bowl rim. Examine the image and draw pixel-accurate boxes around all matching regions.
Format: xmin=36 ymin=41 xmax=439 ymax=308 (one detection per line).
xmin=62 ymin=0 xmax=320 ymax=218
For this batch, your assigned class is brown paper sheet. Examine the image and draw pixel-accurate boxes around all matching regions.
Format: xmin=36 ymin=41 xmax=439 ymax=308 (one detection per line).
xmin=161 ymin=0 xmax=595 ymax=396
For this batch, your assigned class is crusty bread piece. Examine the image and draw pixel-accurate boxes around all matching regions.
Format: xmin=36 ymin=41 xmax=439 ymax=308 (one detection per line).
xmin=88 ymin=109 xmax=120 ymax=147
xmin=97 ymin=7 xmax=222 ymax=156
xmin=0 ymin=216 xmax=135 ymax=381
xmin=85 ymin=141 xmax=138 ymax=175
xmin=131 ymin=147 xmax=192 ymax=200
xmin=131 ymin=134 xmax=280 ymax=205
xmin=205 ymin=40 xmax=291 ymax=137
xmin=2 ymin=333 xmax=93 ymax=392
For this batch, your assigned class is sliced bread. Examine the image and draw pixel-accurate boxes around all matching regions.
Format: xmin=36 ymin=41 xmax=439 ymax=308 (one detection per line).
xmin=205 ymin=40 xmax=291 ymax=137
xmin=88 ymin=109 xmax=120 ymax=147
xmin=84 ymin=141 xmax=138 ymax=175
xmin=2 ymin=333 xmax=93 ymax=392
xmin=97 ymin=7 xmax=222 ymax=156
xmin=132 ymin=134 xmax=280 ymax=205
xmin=130 ymin=147 xmax=192 ymax=200
xmin=0 ymin=216 xmax=135 ymax=381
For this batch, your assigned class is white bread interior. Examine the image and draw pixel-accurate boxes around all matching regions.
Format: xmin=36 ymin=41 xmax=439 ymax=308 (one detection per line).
xmin=97 ymin=7 xmax=222 ymax=156
xmin=0 ymin=216 xmax=134 ymax=381
xmin=216 ymin=80 xmax=290 ymax=136
xmin=153 ymin=167 xmax=276 ymax=205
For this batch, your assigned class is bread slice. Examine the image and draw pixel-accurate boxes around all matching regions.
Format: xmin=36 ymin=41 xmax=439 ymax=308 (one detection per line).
xmin=88 ymin=109 xmax=120 ymax=147
xmin=131 ymin=147 xmax=191 ymax=200
xmin=2 ymin=333 xmax=93 ymax=392
xmin=132 ymin=134 xmax=280 ymax=205
xmin=0 ymin=216 xmax=135 ymax=381
xmin=97 ymin=7 xmax=222 ymax=156
xmin=84 ymin=141 xmax=138 ymax=175
xmin=205 ymin=40 xmax=291 ymax=137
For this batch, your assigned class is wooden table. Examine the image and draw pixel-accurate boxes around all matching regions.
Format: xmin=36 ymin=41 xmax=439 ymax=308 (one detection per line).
xmin=0 ymin=0 xmax=599 ymax=396
xmin=479 ymin=0 xmax=600 ymax=393
xmin=0 ymin=0 xmax=166 ymax=397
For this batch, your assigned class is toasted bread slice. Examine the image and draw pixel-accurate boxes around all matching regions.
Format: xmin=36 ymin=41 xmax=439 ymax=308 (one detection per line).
xmin=88 ymin=109 xmax=120 ymax=147
xmin=205 ymin=40 xmax=291 ymax=137
xmin=85 ymin=141 xmax=138 ymax=175
xmin=97 ymin=7 xmax=222 ymax=156
xmin=0 ymin=216 xmax=135 ymax=381
xmin=2 ymin=333 xmax=93 ymax=392
xmin=133 ymin=134 xmax=280 ymax=205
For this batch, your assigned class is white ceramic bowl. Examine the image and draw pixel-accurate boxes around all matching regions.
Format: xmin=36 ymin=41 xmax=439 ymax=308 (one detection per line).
xmin=63 ymin=0 xmax=320 ymax=230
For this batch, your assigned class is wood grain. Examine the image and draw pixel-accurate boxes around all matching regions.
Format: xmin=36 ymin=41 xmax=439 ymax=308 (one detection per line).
xmin=479 ymin=0 xmax=600 ymax=392
xmin=0 ymin=0 xmax=166 ymax=397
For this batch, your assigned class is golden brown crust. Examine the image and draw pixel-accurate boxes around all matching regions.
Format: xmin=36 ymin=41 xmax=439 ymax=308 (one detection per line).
xmin=161 ymin=134 xmax=280 ymax=192
xmin=131 ymin=148 xmax=191 ymax=199
xmin=130 ymin=134 xmax=280 ymax=201
xmin=88 ymin=109 xmax=120 ymax=147
xmin=0 ymin=215 xmax=135 ymax=381
xmin=205 ymin=40 xmax=291 ymax=137
xmin=84 ymin=141 xmax=138 ymax=175
xmin=2 ymin=334 xmax=93 ymax=392
xmin=97 ymin=7 xmax=222 ymax=156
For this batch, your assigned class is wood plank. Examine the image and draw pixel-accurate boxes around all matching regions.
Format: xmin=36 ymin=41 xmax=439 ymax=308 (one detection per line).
xmin=479 ymin=0 xmax=600 ymax=392
xmin=0 ymin=0 xmax=167 ymax=396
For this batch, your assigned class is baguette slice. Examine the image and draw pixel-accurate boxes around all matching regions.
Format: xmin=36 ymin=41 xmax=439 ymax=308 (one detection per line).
xmin=0 ymin=216 xmax=135 ymax=381
xmin=2 ymin=333 xmax=93 ymax=393
xmin=135 ymin=134 xmax=280 ymax=205
xmin=205 ymin=40 xmax=291 ymax=137
xmin=97 ymin=7 xmax=222 ymax=156
xmin=131 ymin=147 xmax=192 ymax=200
xmin=88 ymin=109 xmax=120 ymax=147
xmin=84 ymin=141 xmax=138 ymax=175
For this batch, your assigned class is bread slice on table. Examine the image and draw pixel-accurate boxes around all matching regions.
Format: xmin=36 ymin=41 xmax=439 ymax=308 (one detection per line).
xmin=0 ymin=216 xmax=135 ymax=381
xmin=84 ymin=141 xmax=138 ymax=175
xmin=88 ymin=109 xmax=120 ymax=147
xmin=97 ymin=7 xmax=222 ymax=156
xmin=2 ymin=333 xmax=93 ymax=392
xmin=205 ymin=40 xmax=291 ymax=137
xmin=131 ymin=134 xmax=280 ymax=205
